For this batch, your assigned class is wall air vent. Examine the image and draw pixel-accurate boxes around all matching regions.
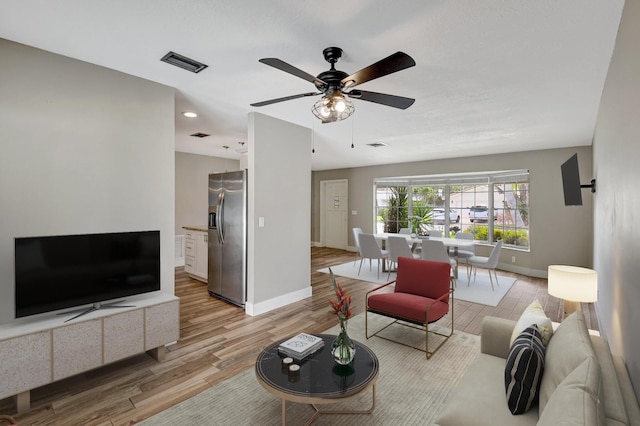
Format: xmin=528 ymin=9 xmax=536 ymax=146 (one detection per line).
xmin=161 ymin=51 xmax=208 ymax=73
xmin=190 ymin=132 xmax=210 ymax=138
xmin=367 ymin=142 xmax=388 ymax=148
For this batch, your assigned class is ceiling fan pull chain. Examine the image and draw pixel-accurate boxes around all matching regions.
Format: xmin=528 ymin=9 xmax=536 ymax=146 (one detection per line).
xmin=351 ymin=115 xmax=355 ymax=149
xmin=312 ymin=118 xmax=316 ymax=153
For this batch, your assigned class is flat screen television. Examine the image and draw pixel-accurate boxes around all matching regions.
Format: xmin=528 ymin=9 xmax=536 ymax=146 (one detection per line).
xmin=14 ymin=230 xmax=161 ymax=319
xmin=561 ymin=153 xmax=583 ymax=206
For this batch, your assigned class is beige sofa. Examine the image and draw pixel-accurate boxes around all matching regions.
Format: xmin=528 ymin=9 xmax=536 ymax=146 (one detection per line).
xmin=435 ymin=311 xmax=640 ymax=425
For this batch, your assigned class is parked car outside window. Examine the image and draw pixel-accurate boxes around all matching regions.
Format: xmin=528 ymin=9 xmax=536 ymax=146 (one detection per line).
xmin=433 ymin=208 xmax=460 ymax=223
xmin=468 ymin=205 xmax=496 ymax=222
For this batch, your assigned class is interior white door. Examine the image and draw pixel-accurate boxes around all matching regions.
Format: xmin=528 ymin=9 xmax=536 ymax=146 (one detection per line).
xmin=323 ymin=180 xmax=348 ymax=249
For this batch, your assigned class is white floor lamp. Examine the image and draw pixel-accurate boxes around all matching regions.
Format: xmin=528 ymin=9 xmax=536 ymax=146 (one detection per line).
xmin=548 ymin=265 xmax=598 ymax=319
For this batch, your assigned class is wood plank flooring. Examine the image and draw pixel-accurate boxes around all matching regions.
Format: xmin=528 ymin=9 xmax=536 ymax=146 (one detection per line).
xmin=1 ymin=247 xmax=598 ymax=425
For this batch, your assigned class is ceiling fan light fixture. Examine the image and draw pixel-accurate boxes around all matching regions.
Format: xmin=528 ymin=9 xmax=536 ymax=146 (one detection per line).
xmin=311 ymin=94 xmax=354 ymax=122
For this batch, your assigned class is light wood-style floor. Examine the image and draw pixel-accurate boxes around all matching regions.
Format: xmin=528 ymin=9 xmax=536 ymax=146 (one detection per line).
xmin=1 ymin=247 xmax=598 ymax=425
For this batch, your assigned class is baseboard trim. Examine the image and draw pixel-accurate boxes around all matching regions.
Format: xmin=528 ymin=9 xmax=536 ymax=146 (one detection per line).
xmin=245 ymin=286 xmax=313 ymax=316
xmin=496 ymin=263 xmax=547 ymax=278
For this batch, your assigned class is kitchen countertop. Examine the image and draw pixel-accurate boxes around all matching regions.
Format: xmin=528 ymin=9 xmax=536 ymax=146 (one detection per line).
xmin=182 ymin=225 xmax=208 ymax=232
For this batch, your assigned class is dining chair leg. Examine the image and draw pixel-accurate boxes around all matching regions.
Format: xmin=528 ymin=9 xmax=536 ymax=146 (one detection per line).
xmin=358 ymin=258 xmax=364 ymax=276
xmin=488 ymin=269 xmax=495 ymax=291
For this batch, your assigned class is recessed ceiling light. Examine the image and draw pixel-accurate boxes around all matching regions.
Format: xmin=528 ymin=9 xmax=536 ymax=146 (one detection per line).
xmin=182 ymin=111 xmax=198 ymax=118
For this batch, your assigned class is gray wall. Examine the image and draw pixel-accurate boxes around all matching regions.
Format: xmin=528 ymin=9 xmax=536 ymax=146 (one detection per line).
xmin=0 ymin=39 xmax=175 ymax=325
xmin=592 ymin=0 xmax=640 ymax=402
xmin=175 ymin=152 xmax=239 ymax=235
xmin=247 ymin=112 xmax=311 ymax=314
xmin=312 ymin=146 xmax=593 ymax=277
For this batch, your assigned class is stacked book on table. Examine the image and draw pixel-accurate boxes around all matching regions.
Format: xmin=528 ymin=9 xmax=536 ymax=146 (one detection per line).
xmin=278 ymin=333 xmax=324 ymax=360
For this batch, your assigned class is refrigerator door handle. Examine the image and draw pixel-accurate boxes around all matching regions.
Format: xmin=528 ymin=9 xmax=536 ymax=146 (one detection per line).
xmin=217 ymin=191 xmax=225 ymax=244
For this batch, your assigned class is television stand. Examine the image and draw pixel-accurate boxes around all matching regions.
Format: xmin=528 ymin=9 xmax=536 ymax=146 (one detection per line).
xmin=1 ymin=293 xmax=179 ymax=413
xmin=58 ymin=300 xmax=136 ymax=323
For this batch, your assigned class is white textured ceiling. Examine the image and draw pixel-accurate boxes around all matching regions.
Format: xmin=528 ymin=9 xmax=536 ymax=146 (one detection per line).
xmin=0 ymin=0 xmax=624 ymax=170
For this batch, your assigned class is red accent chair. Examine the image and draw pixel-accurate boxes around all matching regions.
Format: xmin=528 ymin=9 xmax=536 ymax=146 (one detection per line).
xmin=365 ymin=257 xmax=454 ymax=359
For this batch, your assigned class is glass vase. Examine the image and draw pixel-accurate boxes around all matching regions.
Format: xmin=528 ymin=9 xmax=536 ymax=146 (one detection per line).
xmin=332 ymin=319 xmax=356 ymax=365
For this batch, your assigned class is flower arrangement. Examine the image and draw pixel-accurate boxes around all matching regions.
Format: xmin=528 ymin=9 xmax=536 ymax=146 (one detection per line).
xmin=328 ymin=268 xmax=352 ymax=321
xmin=328 ymin=268 xmax=356 ymax=364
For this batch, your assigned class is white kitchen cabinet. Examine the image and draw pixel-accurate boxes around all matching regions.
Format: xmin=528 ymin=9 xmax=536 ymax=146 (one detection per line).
xmin=184 ymin=228 xmax=208 ymax=283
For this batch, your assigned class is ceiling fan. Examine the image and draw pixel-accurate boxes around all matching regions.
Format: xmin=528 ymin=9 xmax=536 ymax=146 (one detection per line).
xmin=250 ymin=47 xmax=416 ymax=123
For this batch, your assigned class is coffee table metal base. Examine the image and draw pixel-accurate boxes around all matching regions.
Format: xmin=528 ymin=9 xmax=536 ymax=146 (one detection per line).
xmin=279 ymin=384 xmax=376 ymax=426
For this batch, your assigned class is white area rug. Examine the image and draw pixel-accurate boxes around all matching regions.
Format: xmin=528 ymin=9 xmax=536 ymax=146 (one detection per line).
xmin=318 ymin=261 xmax=516 ymax=307
xmin=140 ymin=313 xmax=480 ymax=425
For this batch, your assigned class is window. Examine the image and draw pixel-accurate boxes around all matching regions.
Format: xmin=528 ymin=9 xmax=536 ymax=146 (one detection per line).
xmin=375 ymin=170 xmax=530 ymax=249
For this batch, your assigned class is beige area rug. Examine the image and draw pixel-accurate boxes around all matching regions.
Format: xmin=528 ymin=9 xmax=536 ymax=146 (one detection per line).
xmin=318 ymin=261 xmax=516 ymax=307
xmin=140 ymin=313 xmax=480 ymax=426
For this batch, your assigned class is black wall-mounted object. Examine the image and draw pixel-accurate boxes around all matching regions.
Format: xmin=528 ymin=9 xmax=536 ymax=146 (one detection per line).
xmin=561 ymin=153 xmax=596 ymax=206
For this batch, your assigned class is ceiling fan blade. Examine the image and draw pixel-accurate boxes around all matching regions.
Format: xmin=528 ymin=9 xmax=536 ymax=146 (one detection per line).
xmin=250 ymin=92 xmax=320 ymax=107
xmin=347 ymin=90 xmax=415 ymax=109
xmin=341 ymin=52 xmax=416 ymax=89
xmin=259 ymin=58 xmax=327 ymax=88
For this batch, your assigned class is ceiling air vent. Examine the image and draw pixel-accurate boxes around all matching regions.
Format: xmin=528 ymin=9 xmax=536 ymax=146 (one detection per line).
xmin=190 ymin=132 xmax=210 ymax=138
xmin=367 ymin=142 xmax=388 ymax=148
xmin=161 ymin=51 xmax=208 ymax=73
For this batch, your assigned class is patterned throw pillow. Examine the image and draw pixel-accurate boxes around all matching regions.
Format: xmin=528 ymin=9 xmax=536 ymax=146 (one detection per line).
xmin=505 ymin=325 xmax=546 ymax=415
xmin=510 ymin=299 xmax=553 ymax=347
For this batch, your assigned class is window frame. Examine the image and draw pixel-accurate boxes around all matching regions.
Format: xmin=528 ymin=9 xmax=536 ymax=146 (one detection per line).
xmin=375 ymin=170 xmax=530 ymax=250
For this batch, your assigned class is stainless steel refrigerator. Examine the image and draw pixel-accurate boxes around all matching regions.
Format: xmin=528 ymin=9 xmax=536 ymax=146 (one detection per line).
xmin=207 ymin=170 xmax=247 ymax=307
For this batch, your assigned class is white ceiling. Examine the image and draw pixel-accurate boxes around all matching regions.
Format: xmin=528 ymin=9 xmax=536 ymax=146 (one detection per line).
xmin=0 ymin=0 xmax=624 ymax=171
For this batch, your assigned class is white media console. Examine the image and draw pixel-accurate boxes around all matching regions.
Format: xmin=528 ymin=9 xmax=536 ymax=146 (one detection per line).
xmin=0 ymin=292 xmax=179 ymax=413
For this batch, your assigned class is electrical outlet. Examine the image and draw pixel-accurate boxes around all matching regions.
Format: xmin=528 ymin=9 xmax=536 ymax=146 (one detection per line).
xmin=511 ymin=256 xmax=516 ymax=263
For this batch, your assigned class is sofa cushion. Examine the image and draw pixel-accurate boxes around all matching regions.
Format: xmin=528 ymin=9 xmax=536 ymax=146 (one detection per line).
xmin=538 ymin=311 xmax=602 ymax=417
xmin=510 ymin=299 xmax=553 ymax=347
xmin=590 ymin=336 xmax=629 ymax=424
xmin=505 ymin=326 xmax=545 ymax=414
xmin=435 ymin=353 xmax=538 ymax=426
xmin=537 ymin=356 xmax=603 ymax=426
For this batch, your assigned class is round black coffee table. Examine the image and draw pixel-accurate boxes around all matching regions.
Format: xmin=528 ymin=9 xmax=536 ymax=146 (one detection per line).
xmin=255 ymin=334 xmax=379 ymax=425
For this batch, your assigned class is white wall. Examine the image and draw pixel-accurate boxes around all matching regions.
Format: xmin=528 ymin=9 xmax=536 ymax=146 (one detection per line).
xmin=592 ymin=0 xmax=640 ymax=402
xmin=0 ymin=39 xmax=175 ymax=325
xmin=246 ymin=112 xmax=311 ymax=315
xmin=175 ymin=152 xmax=239 ymax=235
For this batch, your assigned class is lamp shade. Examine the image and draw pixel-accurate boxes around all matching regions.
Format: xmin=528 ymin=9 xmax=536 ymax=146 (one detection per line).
xmin=548 ymin=265 xmax=598 ymax=302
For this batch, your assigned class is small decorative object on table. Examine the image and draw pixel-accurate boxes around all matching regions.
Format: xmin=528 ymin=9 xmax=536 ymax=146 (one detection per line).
xmin=328 ymin=268 xmax=356 ymax=365
xmin=278 ymin=333 xmax=324 ymax=360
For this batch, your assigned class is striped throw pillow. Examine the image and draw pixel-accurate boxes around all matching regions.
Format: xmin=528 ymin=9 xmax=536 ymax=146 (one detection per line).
xmin=505 ymin=325 xmax=546 ymax=415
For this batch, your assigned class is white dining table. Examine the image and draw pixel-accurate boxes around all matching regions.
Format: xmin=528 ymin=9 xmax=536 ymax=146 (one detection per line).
xmin=373 ymin=233 xmax=475 ymax=278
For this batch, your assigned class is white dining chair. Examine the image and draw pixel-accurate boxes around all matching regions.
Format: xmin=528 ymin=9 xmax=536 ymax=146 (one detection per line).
xmin=467 ymin=240 xmax=503 ymax=290
xmin=357 ymin=233 xmax=390 ymax=280
xmin=352 ymin=227 xmax=363 ymax=266
xmin=387 ymin=235 xmax=420 ymax=280
xmin=429 ymin=230 xmax=443 ymax=238
xmin=453 ymin=232 xmax=475 ymax=274
xmin=421 ymin=239 xmax=457 ymax=287
xmin=399 ymin=228 xmax=412 ymax=235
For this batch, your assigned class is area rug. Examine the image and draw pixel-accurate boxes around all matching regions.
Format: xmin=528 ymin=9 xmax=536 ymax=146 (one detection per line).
xmin=318 ymin=261 xmax=516 ymax=307
xmin=140 ymin=313 xmax=480 ymax=426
